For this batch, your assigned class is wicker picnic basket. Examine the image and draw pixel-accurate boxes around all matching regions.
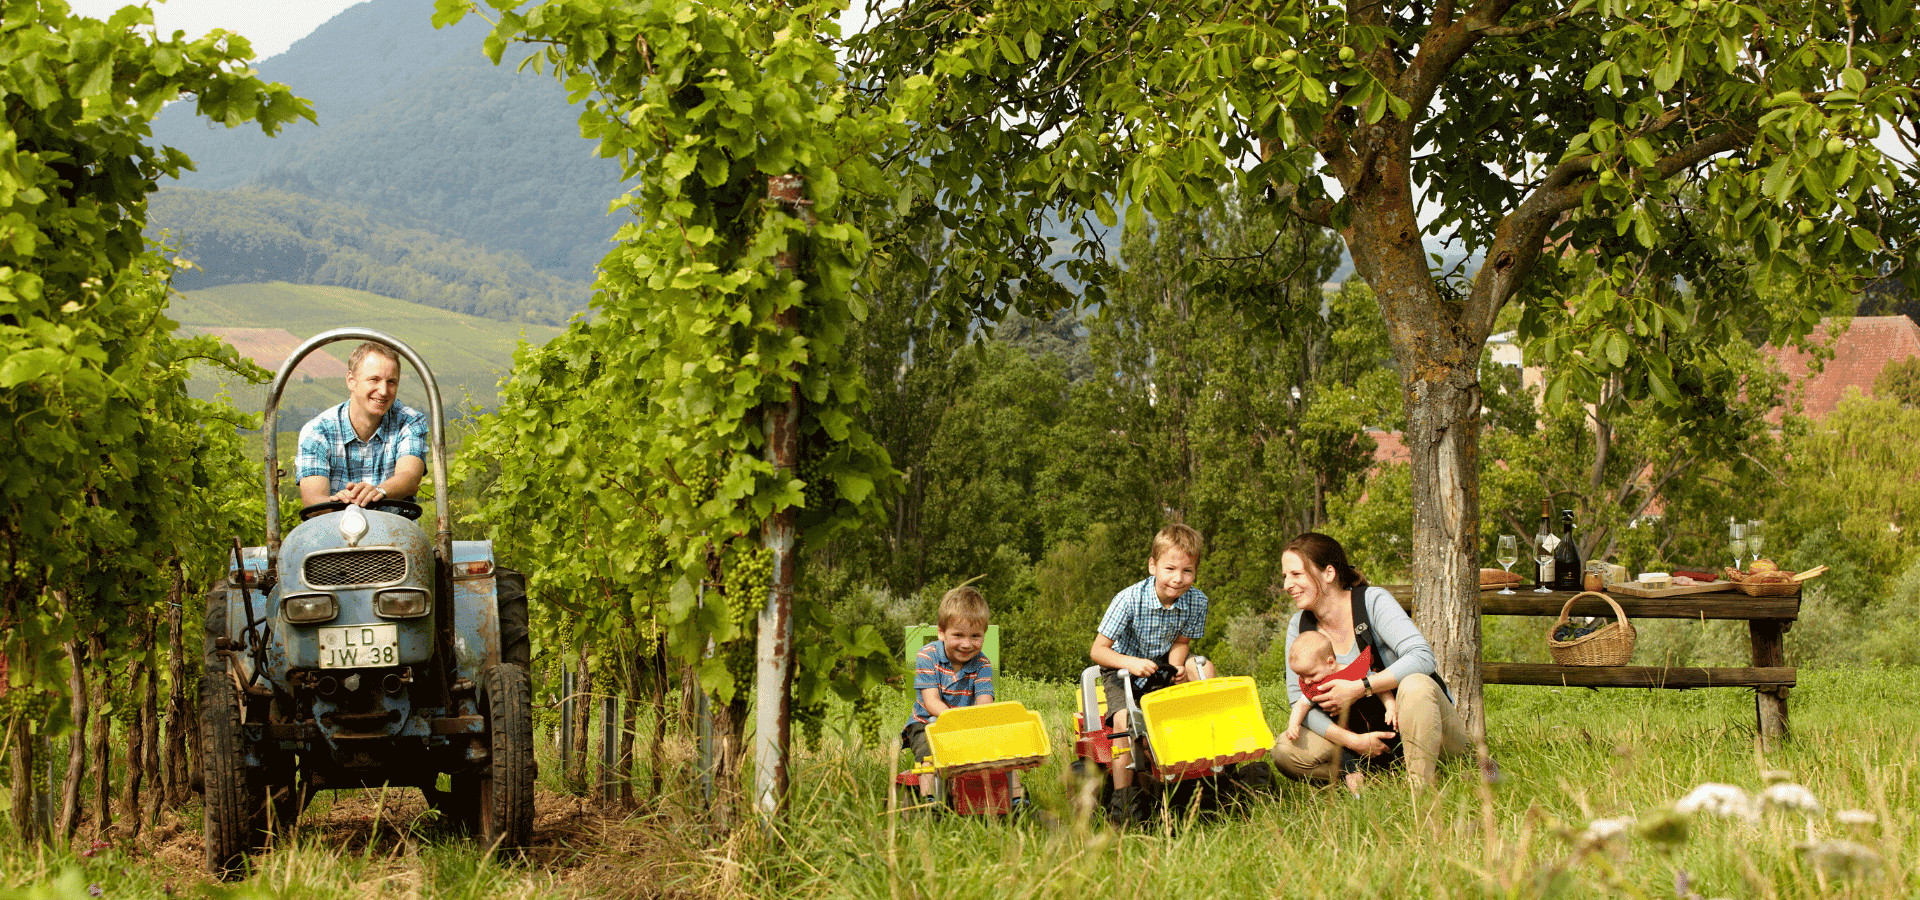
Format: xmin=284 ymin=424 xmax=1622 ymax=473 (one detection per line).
xmin=1546 ymin=591 xmax=1637 ymax=666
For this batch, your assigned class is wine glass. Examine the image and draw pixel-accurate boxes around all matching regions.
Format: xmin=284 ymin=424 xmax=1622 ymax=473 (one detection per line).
xmin=1729 ymin=521 xmax=1748 ymax=570
xmin=1496 ymin=535 xmax=1519 ymax=595
xmin=1747 ymin=519 xmax=1765 ymax=561
xmin=1534 ymin=531 xmax=1554 ymax=593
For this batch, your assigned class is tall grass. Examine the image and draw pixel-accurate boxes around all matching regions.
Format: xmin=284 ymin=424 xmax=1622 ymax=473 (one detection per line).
xmin=1 ymin=670 xmax=1912 ymax=899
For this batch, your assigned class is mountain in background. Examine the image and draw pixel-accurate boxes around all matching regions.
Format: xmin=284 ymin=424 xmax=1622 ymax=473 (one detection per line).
xmin=149 ymin=0 xmax=624 ymax=296
xmin=154 ymin=188 xmax=583 ymax=325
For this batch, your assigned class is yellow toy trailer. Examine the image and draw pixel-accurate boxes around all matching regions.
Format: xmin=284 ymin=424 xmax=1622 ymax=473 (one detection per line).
xmin=893 ymin=703 xmax=1050 ymax=815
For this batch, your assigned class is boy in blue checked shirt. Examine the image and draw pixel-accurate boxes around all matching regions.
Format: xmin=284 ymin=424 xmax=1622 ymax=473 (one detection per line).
xmin=901 ymin=586 xmax=1025 ymax=811
xmin=1089 ymin=523 xmax=1212 ymax=823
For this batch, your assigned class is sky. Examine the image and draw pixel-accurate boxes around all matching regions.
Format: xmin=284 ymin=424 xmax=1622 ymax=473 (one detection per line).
xmin=65 ymin=0 xmax=364 ymax=61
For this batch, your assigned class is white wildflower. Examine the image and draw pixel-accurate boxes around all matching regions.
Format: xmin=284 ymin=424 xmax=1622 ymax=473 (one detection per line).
xmin=1796 ymin=839 xmax=1882 ymax=880
xmin=1675 ymin=783 xmax=1758 ymax=821
xmin=1835 ymin=809 xmax=1878 ymax=827
xmin=1583 ymin=817 xmax=1635 ymax=843
xmin=1759 ymin=782 xmax=1822 ymax=815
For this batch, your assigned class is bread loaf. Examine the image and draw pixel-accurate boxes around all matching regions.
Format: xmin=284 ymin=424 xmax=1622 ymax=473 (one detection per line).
xmin=1480 ymin=568 xmax=1523 ymax=589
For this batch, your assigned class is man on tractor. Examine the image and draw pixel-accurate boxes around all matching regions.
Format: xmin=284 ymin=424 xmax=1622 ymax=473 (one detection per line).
xmin=297 ymin=341 xmax=430 ymax=508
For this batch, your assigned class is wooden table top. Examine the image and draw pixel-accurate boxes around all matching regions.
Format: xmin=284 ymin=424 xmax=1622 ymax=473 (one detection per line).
xmin=1375 ymin=584 xmax=1799 ymax=621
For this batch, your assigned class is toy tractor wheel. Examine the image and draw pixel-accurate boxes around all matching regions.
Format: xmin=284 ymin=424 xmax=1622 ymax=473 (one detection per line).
xmin=201 ymin=584 xmax=268 ymax=878
xmin=476 ymin=663 xmax=535 ymax=854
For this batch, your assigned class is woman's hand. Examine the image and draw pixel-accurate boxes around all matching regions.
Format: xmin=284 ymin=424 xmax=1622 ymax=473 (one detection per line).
xmin=1312 ymin=678 xmax=1366 ymax=715
xmin=1341 ymin=729 xmax=1397 ymax=758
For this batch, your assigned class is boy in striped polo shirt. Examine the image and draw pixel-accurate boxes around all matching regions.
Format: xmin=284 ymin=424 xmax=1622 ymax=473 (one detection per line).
xmin=1090 ymin=523 xmax=1212 ymax=824
xmin=901 ymin=585 xmax=1025 ymax=812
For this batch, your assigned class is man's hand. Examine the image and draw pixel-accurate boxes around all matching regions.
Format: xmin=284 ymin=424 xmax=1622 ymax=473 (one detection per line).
xmin=334 ymin=482 xmax=387 ymax=507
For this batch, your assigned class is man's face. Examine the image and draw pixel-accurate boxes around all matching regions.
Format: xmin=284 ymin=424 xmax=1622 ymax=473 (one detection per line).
xmin=347 ymin=353 xmax=401 ymax=422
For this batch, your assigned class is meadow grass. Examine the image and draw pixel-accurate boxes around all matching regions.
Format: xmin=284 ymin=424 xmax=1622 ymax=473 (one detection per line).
xmin=168 ymin=282 xmax=561 ymax=414
xmin=1 ymin=669 xmax=1911 ymax=899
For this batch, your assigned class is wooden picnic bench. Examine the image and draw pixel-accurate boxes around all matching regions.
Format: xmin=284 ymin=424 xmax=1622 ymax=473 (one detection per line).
xmin=1382 ymin=586 xmax=1796 ymax=745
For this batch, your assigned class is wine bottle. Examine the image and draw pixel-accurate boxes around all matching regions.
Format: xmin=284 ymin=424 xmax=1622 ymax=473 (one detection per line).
xmin=1553 ymin=508 xmax=1583 ymax=591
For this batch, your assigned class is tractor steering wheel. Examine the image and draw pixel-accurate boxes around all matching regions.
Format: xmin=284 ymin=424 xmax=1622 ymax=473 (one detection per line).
xmin=298 ymin=499 xmax=424 ymax=522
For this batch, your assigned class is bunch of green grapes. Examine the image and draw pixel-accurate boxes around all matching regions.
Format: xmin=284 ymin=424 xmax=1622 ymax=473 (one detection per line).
xmin=724 ymin=640 xmax=755 ymax=686
xmin=795 ymin=446 xmax=831 ymax=512
xmin=852 ymin=688 xmax=883 ymax=749
xmin=793 ymin=697 xmax=826 ymax=752
xmin=721 ymin=541 xmax=772 ymax=635
xmin=633 ymin=613 xmax=661 ymax=660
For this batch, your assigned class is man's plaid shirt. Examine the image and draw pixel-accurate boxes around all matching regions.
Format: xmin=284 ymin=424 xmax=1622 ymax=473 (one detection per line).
xmin=296 ymin=402 xmax=429 ymax=499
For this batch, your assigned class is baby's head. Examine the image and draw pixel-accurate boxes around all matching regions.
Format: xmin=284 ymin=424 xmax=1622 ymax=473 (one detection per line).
xmin=1289 ymin=631 xmax=1337 ymax=682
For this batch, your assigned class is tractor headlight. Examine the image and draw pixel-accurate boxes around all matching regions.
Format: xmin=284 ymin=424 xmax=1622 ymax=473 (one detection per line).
xmin=375 ymin=588 xmax=431 ymax=619
xmin=282 ymin=592 xmax=338 ymax=624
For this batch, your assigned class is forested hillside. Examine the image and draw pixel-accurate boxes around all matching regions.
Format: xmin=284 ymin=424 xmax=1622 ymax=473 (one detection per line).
xmin=146 ymin=0 xmax=626 ymax=284
xmin=154 ymin=188 xmax=587 ymax=325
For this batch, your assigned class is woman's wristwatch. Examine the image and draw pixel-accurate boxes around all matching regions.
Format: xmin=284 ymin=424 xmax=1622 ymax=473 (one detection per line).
xmin=1362 ymin=675 xmax=1374 ymax=697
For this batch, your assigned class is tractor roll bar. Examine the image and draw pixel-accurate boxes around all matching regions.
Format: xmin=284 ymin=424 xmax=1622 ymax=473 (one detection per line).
xmin=262 ymin=328 xmax=452 ymax=570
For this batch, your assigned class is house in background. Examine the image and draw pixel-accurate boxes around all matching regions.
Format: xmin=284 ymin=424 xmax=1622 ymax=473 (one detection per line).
xmin=1766 ymin=316 xmax=1920 ymax=421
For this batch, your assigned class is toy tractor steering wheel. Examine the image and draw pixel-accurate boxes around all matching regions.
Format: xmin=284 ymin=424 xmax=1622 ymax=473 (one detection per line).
xmin=298 ymin=499 xmax=424 ymax=521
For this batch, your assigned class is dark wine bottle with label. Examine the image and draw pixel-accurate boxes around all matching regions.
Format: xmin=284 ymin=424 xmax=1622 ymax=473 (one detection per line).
xmin=1553 ymin=508 xmax=1583 ymax=591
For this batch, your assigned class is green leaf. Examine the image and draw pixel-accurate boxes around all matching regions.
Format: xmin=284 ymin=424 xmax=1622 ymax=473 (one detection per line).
xmin=1604 ymin=331 xmax=1629 ymax=368
xmin=996 ymin=34 xmax=1023 ymax=64
xmin=837 ymin=471 xmax=875 ymax=504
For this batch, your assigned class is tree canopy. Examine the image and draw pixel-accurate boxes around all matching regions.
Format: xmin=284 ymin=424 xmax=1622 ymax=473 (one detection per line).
xmin=846 ymin=0 xmax=1920 ymax=733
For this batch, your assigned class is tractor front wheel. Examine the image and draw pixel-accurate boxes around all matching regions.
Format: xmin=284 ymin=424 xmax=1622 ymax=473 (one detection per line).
xmin=477 ymin=663 xmax=535 ymax=854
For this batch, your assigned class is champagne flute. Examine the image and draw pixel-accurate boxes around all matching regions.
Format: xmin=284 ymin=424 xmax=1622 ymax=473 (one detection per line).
xmin=1534 ymin=531 xmax=1554 ymax=593
xmin=1747 ymin=519 xmax=1765 ymax=561
xmin=1496 ymin=535 xmax=1519 ymax=595
xmin=1729 ymin=521 xmax=1748 ymax=570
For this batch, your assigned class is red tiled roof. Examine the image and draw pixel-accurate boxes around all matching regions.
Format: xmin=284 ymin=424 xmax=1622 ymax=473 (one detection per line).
xmin=1767 ymin=316 xmax=1920 ymax=421
xmin=1370 ymin=430 xmax=1409 ymax=466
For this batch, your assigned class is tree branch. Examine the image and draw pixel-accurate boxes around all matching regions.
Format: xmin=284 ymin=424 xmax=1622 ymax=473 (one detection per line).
xmin=1464 ymin=106 xmax=1756 ymax=333
xmin=1476 ymin=6 xmax=1586 ymax=39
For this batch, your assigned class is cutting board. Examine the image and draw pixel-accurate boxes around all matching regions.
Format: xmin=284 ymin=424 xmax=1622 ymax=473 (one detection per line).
xmin=1608 ymin=580 xmax=1734 ymax=598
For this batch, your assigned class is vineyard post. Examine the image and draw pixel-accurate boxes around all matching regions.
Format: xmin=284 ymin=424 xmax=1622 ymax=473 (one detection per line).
xmin=600 ymin=695 xmax=617 ymax=805
xmin=753 ymin=173 xmax=809 ymax=816
xmin=560 ymin=667 xmax=575 ymax=777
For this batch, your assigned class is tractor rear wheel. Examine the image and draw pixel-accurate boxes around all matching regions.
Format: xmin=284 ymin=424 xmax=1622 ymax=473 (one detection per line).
xmin=477 ymin=663 xmax=535 ymax=854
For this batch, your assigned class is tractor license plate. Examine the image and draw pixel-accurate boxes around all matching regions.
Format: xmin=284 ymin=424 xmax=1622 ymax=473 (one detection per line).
xmin=317 ymin=624 xmax=399 ymax=668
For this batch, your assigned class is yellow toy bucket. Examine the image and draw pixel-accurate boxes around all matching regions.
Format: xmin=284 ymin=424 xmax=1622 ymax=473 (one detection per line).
xmin=925 ymin=702 xmax=1052 ymax=776
xmin=1139 ymin=677 xmax=1275 ymax=777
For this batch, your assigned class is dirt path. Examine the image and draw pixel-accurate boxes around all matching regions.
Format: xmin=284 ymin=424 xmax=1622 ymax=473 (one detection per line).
xmin=108 ymin=788 xmax=716 ymax=898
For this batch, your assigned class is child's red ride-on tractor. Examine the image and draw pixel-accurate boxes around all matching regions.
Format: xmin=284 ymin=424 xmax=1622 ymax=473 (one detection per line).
xmin=1070 ymin=663 xmax=1275 ymax=821
xmin=891 ymin=703 xmax=1049 ymax=817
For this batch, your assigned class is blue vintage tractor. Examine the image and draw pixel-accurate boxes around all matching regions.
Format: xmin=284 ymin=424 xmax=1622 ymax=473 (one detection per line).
xmin=200 ymin=329 xmax=533 ymax=876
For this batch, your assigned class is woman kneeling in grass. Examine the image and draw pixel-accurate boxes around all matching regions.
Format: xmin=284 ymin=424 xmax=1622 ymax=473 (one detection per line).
xmin=1272 ymin=532 xmax=1468 ymax=788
